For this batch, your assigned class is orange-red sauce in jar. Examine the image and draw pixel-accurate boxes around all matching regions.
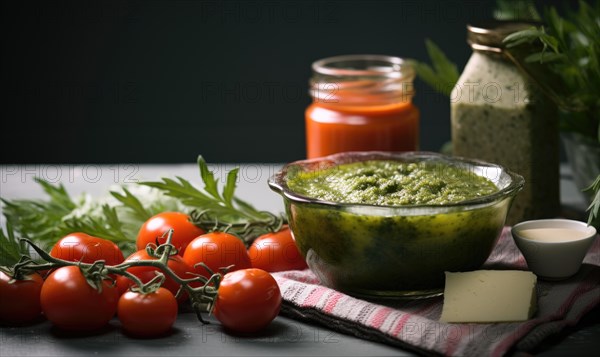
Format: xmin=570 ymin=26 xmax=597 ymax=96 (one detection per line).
xmin=306 ymin=55 xmax=419 ymax=159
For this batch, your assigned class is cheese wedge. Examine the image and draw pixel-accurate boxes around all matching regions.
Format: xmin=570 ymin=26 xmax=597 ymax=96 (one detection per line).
xmin=440 ymin=270 xmax=537 ymax=323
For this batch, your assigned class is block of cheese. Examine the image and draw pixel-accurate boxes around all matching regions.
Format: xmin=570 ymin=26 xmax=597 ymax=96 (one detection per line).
xmin=440 ymin=270 xmax=537 ymax=323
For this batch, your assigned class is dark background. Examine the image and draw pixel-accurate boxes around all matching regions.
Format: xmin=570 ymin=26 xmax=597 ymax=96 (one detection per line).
xmin=1 ymin=0 xmax=559 ymax=164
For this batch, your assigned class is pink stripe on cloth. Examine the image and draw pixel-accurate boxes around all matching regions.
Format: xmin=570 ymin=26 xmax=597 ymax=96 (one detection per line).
xmin=304 ymin=286 xmax=328 ymax=306
xmin=390 ymin=313 xmax=414 ymax=337
xmin=369 ymin=307 xmax=394 ymax=329
xmin=444 ymin=324 xmax=472 ymax=356
xmin=323 ymin=291 xmax=343 ymax=313
xmin=272 ymin=227 xmax=600 ymax=356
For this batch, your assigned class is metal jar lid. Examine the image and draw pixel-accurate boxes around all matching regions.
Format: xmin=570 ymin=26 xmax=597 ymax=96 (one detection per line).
xmin=467 ymin=20 xmax=541 ymax=53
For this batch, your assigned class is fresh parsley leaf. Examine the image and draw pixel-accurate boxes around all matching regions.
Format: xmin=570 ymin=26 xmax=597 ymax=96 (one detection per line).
xmin=503 ymin=1 xmax=600 ymax=133
xmin=142 ymin=156 xmax=265 ymax=221
xmin=2 ymin=179 xmax=140 ymax=256
xmin=584 ymin=175 xmax=600 ymax=229
xmin=141 ymin=176 xmax=234 ymax=216
xmin=2 ymin=157 xmax=282 ymax=255
xmin=110 ymin=188 xmax=152 ymax=223
xmin=142 ymin=156 xmax=281 ymax=243
xmin=412 ymin=39 xmax=460 ymax=97
xmin=223 ymin=168 xmax=239 ymax=208
xmin=0 ymin=222 xmax=30 ymax=266
xmin=198 ymin=155 xmax=221 ymax=201
xmin=1 ymin=181 xmax=76 ymax=246
xmin=503 ymin=0 xmax=600 ymax=227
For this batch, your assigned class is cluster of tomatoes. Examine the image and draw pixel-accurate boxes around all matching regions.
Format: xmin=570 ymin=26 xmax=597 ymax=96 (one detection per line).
xmin=0 ymin=212 xmax=307 ymax=337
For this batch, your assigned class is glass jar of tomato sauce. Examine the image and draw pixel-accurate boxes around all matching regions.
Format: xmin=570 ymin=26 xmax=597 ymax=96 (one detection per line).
xmin=306 ymin=55 xmax=419 ymax=159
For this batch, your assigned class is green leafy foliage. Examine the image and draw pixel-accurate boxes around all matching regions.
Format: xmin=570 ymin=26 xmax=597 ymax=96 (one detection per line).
xmin=411 ymin=39 xmax=460 ymax=96
xmin=142 ymin=156 xmax=269 ymax=223
xmin=503 ymin=1 xmax=600 ymax=225
xmin=584 ymin=175 xmax=600 ymax=229
xmin=503 ymin=1 xmax=600 ymax=141
xmin=0 ymin=223 xmax=30 ymax=266
xmin=63 ymin=205 xmax=132 ymax=244
xmin=411 ymin=1 xmax=540 ymax=97
xmin=1 ymin=179 xmax=78 ymax=251
xmin=1 ymin=156 xmax=282 ymax=265
xmin=1 ymin=177 xmax=175 ymax=260
xmin=110 ymin=188 xmax=152 ymax=223
xmin=1 ymin=183 xmax=142 ymax=261
xmin=141 ymin=156 xmax=283 ymax=243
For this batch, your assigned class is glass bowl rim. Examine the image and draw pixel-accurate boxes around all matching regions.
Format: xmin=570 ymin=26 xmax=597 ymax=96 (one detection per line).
xmin=268 ymin=151 xmax=525 ymax=213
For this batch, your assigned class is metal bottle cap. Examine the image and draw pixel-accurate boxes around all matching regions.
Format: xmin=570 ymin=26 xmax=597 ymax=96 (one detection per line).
xmin=467 ymin=20 xmax=540 ymax=53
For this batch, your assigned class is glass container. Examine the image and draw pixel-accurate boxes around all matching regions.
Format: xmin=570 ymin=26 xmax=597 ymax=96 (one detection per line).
xmin=269 ymin=151 xmax=524 ymax=299
xmin=306 ymin=55 xmax=419 ymax=159
xmin=451 ymin=21 xmax=560 ymax=225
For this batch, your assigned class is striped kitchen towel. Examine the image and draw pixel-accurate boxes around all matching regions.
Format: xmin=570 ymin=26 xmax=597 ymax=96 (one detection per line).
xmin=272 ymin=227 xmax=600 ymax=356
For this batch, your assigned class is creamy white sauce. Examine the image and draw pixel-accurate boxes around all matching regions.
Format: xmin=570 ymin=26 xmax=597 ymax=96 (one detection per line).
xmin=517 ymin=228 xmax=590 ymax=242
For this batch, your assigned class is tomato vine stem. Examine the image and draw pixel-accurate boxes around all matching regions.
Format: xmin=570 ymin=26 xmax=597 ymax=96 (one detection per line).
xmin=190 ymin=209 xmax=285 ymax=246
xmin=13 ymin=229 xmax=223 ymax=324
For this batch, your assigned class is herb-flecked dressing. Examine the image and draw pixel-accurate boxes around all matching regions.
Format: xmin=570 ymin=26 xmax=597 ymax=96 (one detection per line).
xmin=287 ymin=160 xmax=498 ymax=205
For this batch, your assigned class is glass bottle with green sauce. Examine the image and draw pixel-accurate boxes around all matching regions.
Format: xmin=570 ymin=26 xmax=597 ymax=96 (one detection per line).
xmin=451 ymin=21 xmax=559 ymax=225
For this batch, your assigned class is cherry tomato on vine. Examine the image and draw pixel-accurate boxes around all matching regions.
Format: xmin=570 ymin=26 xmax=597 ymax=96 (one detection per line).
xmin=41 ymin=266 xmax=118 ymax=331
xmin=213 ymin=268 xmax=281 ymax=333
xmin=116 ymin=249 xmax=193 ymax=301
xmin=183 ymin=232 xmax=251 ymax=278
xmin=136 ymin=212 xmax=204 ymax=254
xmin=0 ymin=271 xmax=43 ymax=324
xmin=248 ymin=226 xmax=308 ymax=272
xmin=50 ymin=232 xmax=124 ymax=266
xmin=118 ymin=287 xmax=178 ymax=337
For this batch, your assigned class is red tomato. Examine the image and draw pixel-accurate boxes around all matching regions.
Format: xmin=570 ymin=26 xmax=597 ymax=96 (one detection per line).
xmin=0 ymin=271 xmax=43 ymax=324
xmin=183 ymin=232 xmax=251 ymax=278
xmin=50 ymin=232 xmax=124 ymax=266
xmin=213 ymin=268 xmax=281 ymax=333
xmin=136 ymin=212 xmax=204 ymax=254
xmin=41 ymin=266 xmax=118 ymax=331
xmin=118 ymin=287 xmax=178 ymax=337
xmin=248 ymin=227 xmax=308 ymax=272
xmin=116 ymin=250 xmax=193 ymax=301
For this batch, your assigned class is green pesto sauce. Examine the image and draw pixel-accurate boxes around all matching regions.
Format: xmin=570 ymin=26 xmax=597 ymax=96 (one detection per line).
xmin=287 ymin=160 xmax=498 ymax=205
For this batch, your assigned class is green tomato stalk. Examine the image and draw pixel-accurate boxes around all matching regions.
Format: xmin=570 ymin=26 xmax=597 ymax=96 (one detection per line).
xmin=8 ymin=229 xmax=224 ymax=323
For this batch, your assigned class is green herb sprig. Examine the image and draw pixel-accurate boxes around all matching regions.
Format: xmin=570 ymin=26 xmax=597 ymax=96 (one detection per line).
xmin=503 ymin=1 xmax=600 ymax=227
xmin=1 ymin=179 xmax=77 ymax=250
xmin=411 ymin=0 xmax=541 ymax=98
xmin=503 ymin=1 xmax=600 ymax=141
xmin=410 ymin=39 xmax=460 ymax=97
xmin=1 ymin=156 xmax=283 ymax=266
xmin=1 ymin=181 xmax=160 ymax=260
xmin=0 ymin=223 xmax=30 ymax=266
xmin=584 ymin=175 xmax=600 ymax=228
xmin=142 ymin=156 xmax=284 ymax=244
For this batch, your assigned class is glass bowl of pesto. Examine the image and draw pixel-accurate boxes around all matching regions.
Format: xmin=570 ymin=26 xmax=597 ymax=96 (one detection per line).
xmin=268 ymin=151 xmax=524 ymax=299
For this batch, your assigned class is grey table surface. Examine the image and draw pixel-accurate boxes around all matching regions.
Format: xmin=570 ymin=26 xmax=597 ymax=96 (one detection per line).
xmin=0 ymin=163 xmax=598 ymax=356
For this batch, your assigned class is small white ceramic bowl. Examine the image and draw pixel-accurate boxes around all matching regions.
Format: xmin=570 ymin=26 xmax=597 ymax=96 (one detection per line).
xmin=512 ymin=219 xmax=597 ymax=280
